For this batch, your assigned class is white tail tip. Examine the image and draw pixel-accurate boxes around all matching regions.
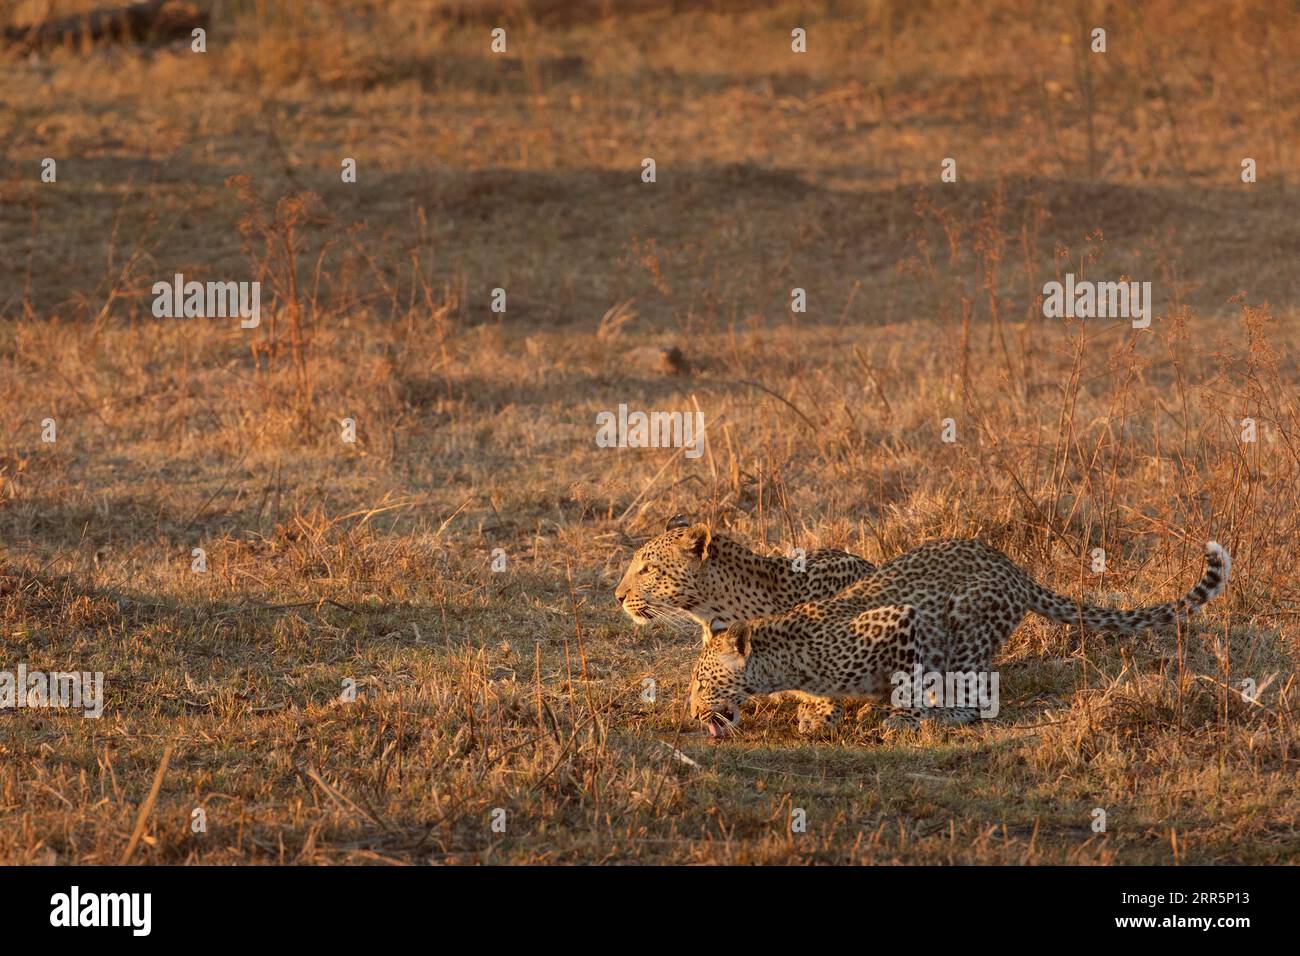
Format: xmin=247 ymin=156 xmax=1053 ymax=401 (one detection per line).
xmin=1205 ymin=541 xmax=1230 ymax=597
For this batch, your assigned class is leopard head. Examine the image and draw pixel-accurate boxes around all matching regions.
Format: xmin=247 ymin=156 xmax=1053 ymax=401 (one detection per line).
xmin=688 ymin=621 xmax=753 ymax=739
xmin=614 ymin=515 xmax=713 ymax=631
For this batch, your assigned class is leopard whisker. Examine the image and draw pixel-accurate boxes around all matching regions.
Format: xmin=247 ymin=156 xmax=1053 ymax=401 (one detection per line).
xmin=644 ymin=612 xmax=691 ymax=635
xmin=644 ymin=604 xmax=696 ymax=633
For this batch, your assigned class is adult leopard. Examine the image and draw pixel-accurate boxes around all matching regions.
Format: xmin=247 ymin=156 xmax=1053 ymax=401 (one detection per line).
xmin=614 ymin=515 xmax=877 ymax=731
xmin=614 ymin=515 xmax=876 ymax=634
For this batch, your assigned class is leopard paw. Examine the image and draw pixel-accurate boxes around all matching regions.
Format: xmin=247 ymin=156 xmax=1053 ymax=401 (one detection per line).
xmin=796 ymin=699 xmax=845 ymax=736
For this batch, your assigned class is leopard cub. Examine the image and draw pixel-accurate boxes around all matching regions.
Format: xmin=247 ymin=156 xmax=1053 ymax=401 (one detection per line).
xmin=688 ymin=538 xmax=1229 ymax=739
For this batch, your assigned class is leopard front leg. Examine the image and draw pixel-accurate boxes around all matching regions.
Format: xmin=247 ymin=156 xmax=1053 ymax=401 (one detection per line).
xmin=796 ymin=697 xmax=845 ymax=736
xmin=848 ymin=603 xmax=924 ymax=734
xmin=881 ymin=707 xmax=922 ymax=732
xmin=915 ymin=612 xmax=1007 ymax=728
xmin=924 ymin=707 xmax=981 ymax=726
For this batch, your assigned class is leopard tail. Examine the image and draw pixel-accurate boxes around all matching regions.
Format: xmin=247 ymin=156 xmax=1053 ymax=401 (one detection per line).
xmin=1025 ymin=541 xmax=1229 ymax=635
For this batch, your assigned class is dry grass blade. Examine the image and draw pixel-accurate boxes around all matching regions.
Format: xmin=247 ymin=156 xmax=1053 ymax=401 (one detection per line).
xmin=120 ymin=744 xmax=174 ymax=865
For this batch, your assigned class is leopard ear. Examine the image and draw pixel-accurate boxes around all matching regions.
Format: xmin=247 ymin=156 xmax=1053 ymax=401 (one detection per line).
xmin=724 ymin=621 xmax=750 ymax=657
xmin=680 ymin=523 xmax=712 ymax=560
xmin=665 ymin=513 xmax=691 ymax=531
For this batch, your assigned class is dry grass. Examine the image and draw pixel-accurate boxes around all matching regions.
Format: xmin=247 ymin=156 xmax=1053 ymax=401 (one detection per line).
xmin=1 ymin=0 xmax=1298 ymax=864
